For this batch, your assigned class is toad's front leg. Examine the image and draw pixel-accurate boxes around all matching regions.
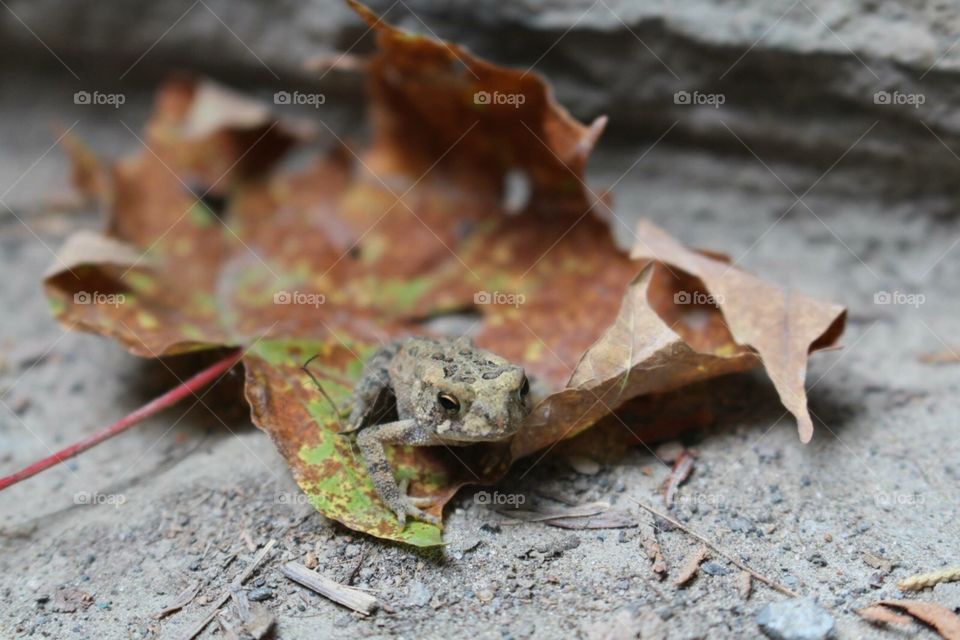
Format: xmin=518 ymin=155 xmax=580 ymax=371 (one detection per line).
xmin=356 ymin=419 xmax=445 ymax=526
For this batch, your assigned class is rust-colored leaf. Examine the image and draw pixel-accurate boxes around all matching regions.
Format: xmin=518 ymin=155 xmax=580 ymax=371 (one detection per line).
xmin=674 ymin=544 xmax=708 ymax=587
xmin=630 ymin=220 xmax=847 ymax=442
xmin=858 ymin=605 xmax=913 ymax=626
xmin=872 ymin=600 xmax=960 ymax=640
xmin=43 ymin=1 xmax=845 ymax=545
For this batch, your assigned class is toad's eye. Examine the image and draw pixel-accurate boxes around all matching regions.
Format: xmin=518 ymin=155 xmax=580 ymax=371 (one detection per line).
xmin=519 ymin=376 xmax=530 ymax=398
xmin=438 ymin=392 xmax=460 ymax=412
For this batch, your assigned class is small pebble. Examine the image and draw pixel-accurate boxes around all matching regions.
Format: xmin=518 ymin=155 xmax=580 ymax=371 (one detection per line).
xmin=701 ymin=561 xmax=730 ymax=576
xmin=729 ymin=517 xmax=754 ymax=533
xmin=248 ymin=587 xmax=274 ymax=602
xmin=566 ymin=455 xmax=600 ymax=475
xmin=655 ymin=441 xmax=685 ymax=463
xmin=756 ymin=598 xmax=835 ymax=640
xmin=405 ymin=581 xmax=431 ymax=607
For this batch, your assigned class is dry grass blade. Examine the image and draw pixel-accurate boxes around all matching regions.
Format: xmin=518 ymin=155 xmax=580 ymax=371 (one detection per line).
xmin=280 ymin=562 xmax=378 ymax=616
xmin=543 ymin=510 xmax=638 ymax=530
xmin=898 ymin=567 xmax=960 ymax=591
xmin=497 ymin=501 xmax=609 ymax=523
xmin=918 ymin=350 xmax=960 ymax=365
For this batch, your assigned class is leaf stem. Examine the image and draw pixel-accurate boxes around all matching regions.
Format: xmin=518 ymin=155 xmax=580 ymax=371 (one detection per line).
xmin=0 ymin=348 xmax=243 ymax=491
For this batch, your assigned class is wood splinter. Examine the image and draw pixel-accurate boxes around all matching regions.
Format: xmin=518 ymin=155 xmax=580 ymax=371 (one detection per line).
xmin=280 ymin=562 xmax=378 ymax=616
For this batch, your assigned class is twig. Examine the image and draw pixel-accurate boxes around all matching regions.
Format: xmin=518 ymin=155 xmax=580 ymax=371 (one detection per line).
xmin=279 ymin=562 xmax=378 ymax=616
xmin=0 ymin=349 xmax=243 ymax=491
xmin=738 ymin=571 xmax=753 ymax=600
xmin=899 ymin=566 xmax=960 ymax=591
xmin=634 ymin=499 xmax=798 ymax=597
xmin=346 ymin=547 xmax=366 ymax=585
xmin=182 ymin=539 xmax=277 ymax=640
xmin=152 ymin=580 xmax=201 ymax=619
xmin=301 ymin=354 xmax=347 ymax=431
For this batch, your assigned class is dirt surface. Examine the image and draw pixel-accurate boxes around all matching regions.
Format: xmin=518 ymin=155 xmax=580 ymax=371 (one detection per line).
xmin=1 ymin=65 xmax=959 ymax=639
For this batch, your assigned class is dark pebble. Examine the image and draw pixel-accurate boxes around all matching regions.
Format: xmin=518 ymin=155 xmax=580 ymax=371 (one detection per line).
xmin=248 ymin=587 xmax=274 ymax=602
xmin=701 ymin=561 xmax=731 ymax=576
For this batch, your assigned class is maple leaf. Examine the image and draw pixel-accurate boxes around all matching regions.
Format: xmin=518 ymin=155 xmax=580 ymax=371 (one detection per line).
xmin=44 ymin=2 xmax=844 ymax=545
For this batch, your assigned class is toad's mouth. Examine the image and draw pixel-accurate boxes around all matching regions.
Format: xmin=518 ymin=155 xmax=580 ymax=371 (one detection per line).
xmin=435 ymin=419 xmax=522 ymax=444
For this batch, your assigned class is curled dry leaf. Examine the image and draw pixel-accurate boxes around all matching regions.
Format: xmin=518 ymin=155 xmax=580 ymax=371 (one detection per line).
xmin=872 ymin=600 xmax=960 ymax=640
xmin=43 ymin=1 xmax=845 ymax=545
xmin=674 ymin=544 xmax=708 ymax=587
xmin=630 ymin=220 xmax=846 ymax=442
xmin=858 ymin=605 xmax=913 ymax=626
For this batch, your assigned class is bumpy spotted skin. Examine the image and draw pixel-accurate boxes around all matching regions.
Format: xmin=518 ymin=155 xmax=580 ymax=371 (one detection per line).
xmin=348 ymin=336 xmax=532 ymax=526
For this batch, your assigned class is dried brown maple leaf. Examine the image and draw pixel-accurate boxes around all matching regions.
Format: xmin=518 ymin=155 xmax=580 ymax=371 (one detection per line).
xmin=43 ymin=2 xmax=844 ymax=545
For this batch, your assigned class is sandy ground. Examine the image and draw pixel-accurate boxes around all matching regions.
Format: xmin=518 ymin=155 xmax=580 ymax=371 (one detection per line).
xmin=1 ymin=66 xmax=959 ymax=639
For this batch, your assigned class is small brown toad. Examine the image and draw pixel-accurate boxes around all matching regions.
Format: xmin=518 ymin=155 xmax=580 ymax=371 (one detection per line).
xmin=341 ymin=336 xmax=531 ymax=525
